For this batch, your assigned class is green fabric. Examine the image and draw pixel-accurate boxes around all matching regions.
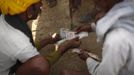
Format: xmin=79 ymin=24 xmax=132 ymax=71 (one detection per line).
xmin=34 ymin=41 xmax=61 ymax=65
xmin=45 ymin=50 xmax=61 ymax=65
xmin=34 ymin=41 xmax=41 ymax=50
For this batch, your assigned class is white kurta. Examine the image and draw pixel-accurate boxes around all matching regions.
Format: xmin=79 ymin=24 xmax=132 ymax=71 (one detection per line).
xmin=86 ymin=0 xmax=134 ymax=75
xmin=0 ymin=15 xmax=39 ymax=75
xmin=87 ymin=28 xmax=134 ymax=75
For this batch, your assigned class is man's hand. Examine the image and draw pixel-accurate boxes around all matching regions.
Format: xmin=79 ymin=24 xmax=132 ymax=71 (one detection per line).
xmin=50 ymin=33 xmax=61 ymax=44
xmin=78 ymin=49 xmax=90 ymax=61
xmin=75 ymin=24 xmax=92 ymax=34
xmin=40 ymin=33 xmax=61 ymax=47
xmin=94 ymin=11 xmax=106 ymax=22
xmin=77 ymin=49 xmax=100 ymax=61
xmin=58 ymin=37 xmax=81 ymax=54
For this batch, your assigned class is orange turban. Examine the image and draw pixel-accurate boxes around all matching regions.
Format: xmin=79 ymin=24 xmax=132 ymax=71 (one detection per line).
xmin=0 ymin=0 xmax=40 ymax=15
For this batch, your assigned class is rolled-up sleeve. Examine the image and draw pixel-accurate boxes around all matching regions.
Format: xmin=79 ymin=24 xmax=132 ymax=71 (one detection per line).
xmin=86 ymin=57 xmax=99 ymax=74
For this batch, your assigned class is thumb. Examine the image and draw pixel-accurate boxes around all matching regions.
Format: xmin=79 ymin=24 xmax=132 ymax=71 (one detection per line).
xmin=75 ymin=26 xmax=82 ymax=34
xmin=75 ymin=26 xmax=81 ymax=31
xmin=75 ymin=30 xmax=82 ymax=34
xmin=73 ymin=36 xmax=79 ymax=41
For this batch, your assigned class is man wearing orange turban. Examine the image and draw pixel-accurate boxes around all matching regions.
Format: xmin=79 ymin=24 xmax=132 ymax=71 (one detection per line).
xmin=0 ymin=0 xmax=81 ymax=75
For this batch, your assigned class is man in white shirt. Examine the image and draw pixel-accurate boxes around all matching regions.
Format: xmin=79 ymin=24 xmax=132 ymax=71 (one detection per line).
xmin=75 ymin=0 xmax=134 ymax=75
xmin=0 ymin=0 xmax=81 ymax=75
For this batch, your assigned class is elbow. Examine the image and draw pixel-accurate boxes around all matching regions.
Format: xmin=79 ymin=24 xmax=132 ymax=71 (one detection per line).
xmin=32 ymin=58 xmax=50 ymax=75
xmin=16 ymin=55 xmax=50 ymax=75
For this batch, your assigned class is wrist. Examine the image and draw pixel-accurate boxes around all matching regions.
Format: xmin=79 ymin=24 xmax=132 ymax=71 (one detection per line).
xmin=58 ymin=44 xmax=69 ymax=54
xmin=45 ymin=50 xmax=61 ymax=65
xmin=40 ymin=41 xmax=48 ymax=48
xmin=58 ymin=46 xmax=67 ymax=54
xmin=41 ymin=37 xmax=53 ymax=47
xmin=35 ymin=40 xmax=42 ymax=50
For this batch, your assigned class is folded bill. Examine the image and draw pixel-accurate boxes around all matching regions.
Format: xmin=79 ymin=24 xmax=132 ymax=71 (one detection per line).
xmin=60 ymin=28 xmax=88 ymax=40
xmin=72 ymin=48 xmax=100 ymax=61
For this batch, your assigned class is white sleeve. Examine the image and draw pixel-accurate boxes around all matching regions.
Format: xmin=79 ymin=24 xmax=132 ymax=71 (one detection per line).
xmin=3 ymin=30 xmax=40 ymax=63
xmin=0 ymin=17 xmax=40 ymax=63
xmin=86 ymin=57 xmax=99 ymax=74
xmin=0 ymin=35 xmax=40 ymax=63
xmin=15 ymin=44 xmax=39 ymax=63
xmin=12 ymin=36 xmax=40 ymax=63
xmin=86 ymin=32 xmax=130 ymax=75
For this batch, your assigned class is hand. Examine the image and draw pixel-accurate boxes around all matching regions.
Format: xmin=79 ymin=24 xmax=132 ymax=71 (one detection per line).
xmin=94 ymin=11 xmax=106 ymax=22
xmin=78 ymin=49 xmax=90 ymax=61
xmin=65 ymin=37 xmax=81 ymax=48
xmin=51 ymin=33 xmax=62 ymax=44
xmin=75 ymin=24 xmax=92 ymax=34
xmin=58 ymin=37 xmax=81 ymax=54
xmin=40 ymin=33 xmax=61 ymax=47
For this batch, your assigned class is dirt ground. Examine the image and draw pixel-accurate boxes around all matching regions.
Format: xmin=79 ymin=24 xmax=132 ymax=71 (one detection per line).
xmin=30 ymin=0 xmax=102 ymax=75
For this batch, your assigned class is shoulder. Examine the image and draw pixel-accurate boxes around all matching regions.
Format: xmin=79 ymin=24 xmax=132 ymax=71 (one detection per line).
xmin=104 ymin=28 xmax=132 ymax=45
xmin=102 ymin=28 xmax=132 ymax=57
xmin=103 ymin=28 xmax=133 ymax=53
xmin=0 ymin=15 xmax=30 ymax=49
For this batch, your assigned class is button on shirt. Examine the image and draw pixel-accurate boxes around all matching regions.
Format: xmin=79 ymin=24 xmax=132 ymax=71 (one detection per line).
xmin=0 ymin=15 xmax=39 ymax=75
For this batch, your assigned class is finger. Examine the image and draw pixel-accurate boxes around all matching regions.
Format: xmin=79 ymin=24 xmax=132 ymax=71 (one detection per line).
xmin=72 ymin=36 xmax=79 ymax=41
xmin=55 ymin=34 xmax=62 ymax=40
xmin=76 ymin=27 xmax=85 ymax=34
xmin=80 ymin=49 xmax=89 ymax=54
xmin=75 ymin=36 xmax=80 ymax=40
xmin=74 ymin=38 xmax=81 ymax=44
xmin=75 ymin=30 xmax=82 ymax=34
xmin=80 ymin=50 xmax=85 ymax=54
xmin=75 ymin=26 xmax=81 ymax=31
xmin=75 ymin=26 xmax=83 ymax=34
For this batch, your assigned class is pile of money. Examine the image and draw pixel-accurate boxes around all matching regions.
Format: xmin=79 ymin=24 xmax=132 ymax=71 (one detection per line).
xmin=60 ymin=28 xmax=76 ymax=40
xmin=56 ymin=28 xmax=89 ymax=46
xmin=60 ymin=28 xmax=88 ymax=40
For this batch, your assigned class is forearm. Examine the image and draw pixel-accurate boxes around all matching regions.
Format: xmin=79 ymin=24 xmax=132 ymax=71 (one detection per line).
xmin=45 ymin=45 xmax=67 ymax=65
xmin=35 ymin=40 xmax=50 ymax=50
xmin=45 ymin=50 xmax=61 ymax=66
xmin=16 ymin=55 xmax=50 ymax=75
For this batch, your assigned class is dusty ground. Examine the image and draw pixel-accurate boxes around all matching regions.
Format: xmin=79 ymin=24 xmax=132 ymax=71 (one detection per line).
xmin=30 ymin=0 xmax=102 ymax=75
